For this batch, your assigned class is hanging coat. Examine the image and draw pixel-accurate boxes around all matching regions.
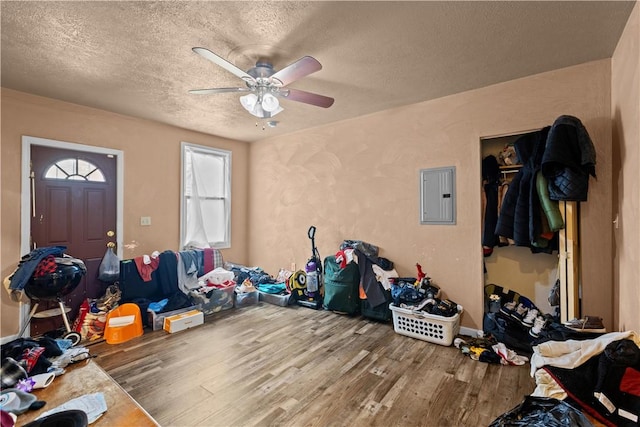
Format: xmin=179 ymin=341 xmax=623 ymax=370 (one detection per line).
xmin=541 ymin=115 xmax=596 ymax=201
xmin=495 ymin=128 xmax=549 ymax=248
xmin=482 ymin=155 xmax=501 ymax=254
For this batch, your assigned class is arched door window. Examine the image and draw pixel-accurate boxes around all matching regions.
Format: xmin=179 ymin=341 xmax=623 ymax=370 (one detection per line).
xmin=43 ymin=158 xmax=106 ymax=182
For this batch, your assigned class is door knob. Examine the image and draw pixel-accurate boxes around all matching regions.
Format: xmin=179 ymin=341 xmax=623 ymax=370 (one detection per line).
xmin=106 ymin=230 xmax=115 ymax=237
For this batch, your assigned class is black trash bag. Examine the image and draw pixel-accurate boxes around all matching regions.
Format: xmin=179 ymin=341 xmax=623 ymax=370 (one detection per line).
xmin=489 ymin=396 xmax=593 ymax=427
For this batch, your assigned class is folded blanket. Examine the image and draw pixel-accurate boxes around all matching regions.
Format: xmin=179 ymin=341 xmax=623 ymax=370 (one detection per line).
xmin=530 ymin=331 xmax=640 ymax=376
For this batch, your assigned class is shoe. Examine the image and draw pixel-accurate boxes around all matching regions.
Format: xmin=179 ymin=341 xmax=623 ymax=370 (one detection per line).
xmin=422 ymin=284 xmax=440 ymax=300
xmin=564 ymin=316 xmax=606 ymax=333
xmin=529 ymin=316 xmax=547 ymax=338
xmin=511 ymin=303 xmax=528 ymax=322
xmin=500 ymin=301 xmax=517 ymax=317
xmin=431 ymin=299 xmax=458 ymax=317
xmin=488 ymin=294 xmax=501 ymax=313
xmin=96 ymin=284 xmax=121 ymax=312
xmin=522 ymin=308 xmax=539 ymax=327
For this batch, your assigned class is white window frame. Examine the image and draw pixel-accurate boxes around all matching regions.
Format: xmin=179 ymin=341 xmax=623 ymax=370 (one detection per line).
xmin=180 ymin=142 xmax=232 ymax=249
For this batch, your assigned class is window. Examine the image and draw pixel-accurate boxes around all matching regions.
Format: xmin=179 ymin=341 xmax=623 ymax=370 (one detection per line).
xmin=44 ymin=158 xmax=106 ymax=182
xmin=181 ymin=142 xmax=231 ymax=249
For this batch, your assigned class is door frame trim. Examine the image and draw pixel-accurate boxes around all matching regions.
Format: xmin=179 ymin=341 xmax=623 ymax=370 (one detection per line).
xmin=18 ymin=135 xmax=124 ymax=337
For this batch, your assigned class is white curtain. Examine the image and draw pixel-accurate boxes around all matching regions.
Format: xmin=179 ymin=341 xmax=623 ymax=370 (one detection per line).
xmin=182 ymin=148 xmax=228 ymax=249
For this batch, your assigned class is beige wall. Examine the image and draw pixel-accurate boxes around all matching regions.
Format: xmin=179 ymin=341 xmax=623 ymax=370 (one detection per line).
xmin=248 ymin=60 xmax=613 ymax=331
xmin=1 ymin=89 xmax=250 ymax=338
xmin=612 ymin=1 xmax=640 ymax=332
xmin=484 ymin=246 xmax=556 ymax=316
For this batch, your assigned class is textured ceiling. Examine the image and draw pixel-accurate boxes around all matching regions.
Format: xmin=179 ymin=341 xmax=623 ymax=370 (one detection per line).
xmin=1 ymin=1 xmax=635 ymax=142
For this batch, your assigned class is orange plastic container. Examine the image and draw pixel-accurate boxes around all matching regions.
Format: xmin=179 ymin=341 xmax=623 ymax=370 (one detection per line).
xmin=104 ymin=303 xmax=143 ymax=344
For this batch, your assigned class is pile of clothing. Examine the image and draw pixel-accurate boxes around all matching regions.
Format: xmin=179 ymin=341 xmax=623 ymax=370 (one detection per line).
xmin=530 ymin=331 xmax=640 ymax=426
xmin=1 ymin=337 xmax=90 ymax=393
xmin=187 ymin=267 xmax=237 ymax=314
xmin=390 ymin=267 xmax=459 ymax=317
xmin=483 ymin=284 xmax=605 ymax=356
xmin=454 ymin=335 xmax=528 ymax=366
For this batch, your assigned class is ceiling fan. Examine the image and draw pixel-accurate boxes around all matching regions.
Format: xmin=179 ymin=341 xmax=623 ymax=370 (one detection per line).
xmin=189 ymin=47 xmax=334 ymax=119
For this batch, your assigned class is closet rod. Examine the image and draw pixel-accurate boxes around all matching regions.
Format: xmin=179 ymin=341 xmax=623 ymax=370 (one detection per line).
xmin=501 ymin=169 xmax=519 ymax=175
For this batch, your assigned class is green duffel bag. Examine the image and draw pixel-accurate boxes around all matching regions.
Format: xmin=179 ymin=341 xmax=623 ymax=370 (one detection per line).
xmin=323 ymin=255 xmax=360 ymax=314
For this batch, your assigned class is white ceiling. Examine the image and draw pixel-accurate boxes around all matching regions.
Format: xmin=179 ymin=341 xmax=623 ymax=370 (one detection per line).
xmin=1 ymin=1 xmax=635 ymax=142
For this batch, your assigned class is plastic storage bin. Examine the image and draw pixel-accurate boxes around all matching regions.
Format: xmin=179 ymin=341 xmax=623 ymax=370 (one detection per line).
xmin=235 ymin=290 xmax=259 ymax=308
xmin=148 ymin=305 xmax=198 ymax=331
xmin=389 ymin=303 xmax=463 ymax=346
xmin=191 ymin=286 xmax=235 ymax=315
xmin=258 ymin=290 xmax=291 ymax=307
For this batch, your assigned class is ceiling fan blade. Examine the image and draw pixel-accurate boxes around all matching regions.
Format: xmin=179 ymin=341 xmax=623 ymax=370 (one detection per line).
xmin=192 ymin=47 xmax=255 ymax=84
xmin=271 ymin=56 xmax=322 ymax=87
xmin=189 ymin=87 xmax=253 ymax=95
xmin=279 ymin=88 xmax=334 ymax=108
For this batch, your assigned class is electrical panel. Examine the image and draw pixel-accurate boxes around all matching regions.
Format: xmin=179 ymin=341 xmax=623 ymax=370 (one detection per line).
xmin=420 ymin=166 xmax=456 ymax=225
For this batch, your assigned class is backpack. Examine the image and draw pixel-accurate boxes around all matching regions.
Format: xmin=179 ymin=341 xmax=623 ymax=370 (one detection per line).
xmin=323 ymin=255 xmax=360 ymax=314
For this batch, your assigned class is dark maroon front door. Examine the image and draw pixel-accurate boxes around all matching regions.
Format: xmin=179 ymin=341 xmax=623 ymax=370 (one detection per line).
xmin=30 ymin=145 xmax=117 ymax=336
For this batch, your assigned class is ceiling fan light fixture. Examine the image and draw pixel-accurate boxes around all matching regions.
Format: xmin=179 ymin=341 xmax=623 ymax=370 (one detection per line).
xmin=239 ymin=93 xmax=283 ymax=118
xmin=261 ymin=93 xmax=280 ymax=112
xmin=269 ymin=105 xmax=283 ymax=117
xmin=240 ymin=93 xmax=258 ymax=110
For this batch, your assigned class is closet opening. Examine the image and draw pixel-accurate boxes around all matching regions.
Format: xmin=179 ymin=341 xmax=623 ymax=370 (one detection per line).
xmin=480 ymin=131 xmax=580 ymax=325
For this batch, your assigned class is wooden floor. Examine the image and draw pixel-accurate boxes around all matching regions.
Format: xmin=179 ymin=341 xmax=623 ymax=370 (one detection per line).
xmin=89 ymin=303 xmax=535 ymax=427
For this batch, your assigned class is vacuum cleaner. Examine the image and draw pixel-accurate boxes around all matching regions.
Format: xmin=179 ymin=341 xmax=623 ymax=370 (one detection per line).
xmin=291 ymin=226 xmax=323 ymax=309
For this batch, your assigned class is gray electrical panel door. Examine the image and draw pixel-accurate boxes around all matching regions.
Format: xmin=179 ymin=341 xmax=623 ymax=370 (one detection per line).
xmin=420 ymin=166 xmax=456 ymax=224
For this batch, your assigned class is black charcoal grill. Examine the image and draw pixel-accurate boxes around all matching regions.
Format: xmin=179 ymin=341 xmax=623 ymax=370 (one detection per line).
xmin=18 ymin=257 xmax=87 ymax=345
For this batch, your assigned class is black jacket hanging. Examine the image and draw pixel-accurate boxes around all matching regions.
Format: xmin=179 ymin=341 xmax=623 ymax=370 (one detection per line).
xmin=482 ymin=155 xmax=501 ymax=255
xmin=495 ymin=128 xmax=551 ymax=250
xmin=541 ymin=115 xmax=596 ymax=201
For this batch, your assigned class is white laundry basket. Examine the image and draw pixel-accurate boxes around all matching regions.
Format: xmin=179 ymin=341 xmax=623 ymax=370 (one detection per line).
xmin=389 ymin=303 xmax=463 ymax=346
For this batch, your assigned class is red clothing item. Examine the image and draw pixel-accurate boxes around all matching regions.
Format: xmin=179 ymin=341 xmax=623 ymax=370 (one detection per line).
xmin=21 ymin=346 xmax=45 ymax=373
xmin=335 ymin=250 xmax=347 ymax=268
xmin=34 ymin=255 xmax=57 ymax=277
xmin=620 ymin=367 xmax=640 ymax=396
xmin=203 ymin=248 xmax=214 ymax=275
xmin=134 ymin=255 xmax=160 ymax=282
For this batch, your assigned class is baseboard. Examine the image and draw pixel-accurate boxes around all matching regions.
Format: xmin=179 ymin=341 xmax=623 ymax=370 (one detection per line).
xmin=459 ymin=325 xmax=483 ymax=338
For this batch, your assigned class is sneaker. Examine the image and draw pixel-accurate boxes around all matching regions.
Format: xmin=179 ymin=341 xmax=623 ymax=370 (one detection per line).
xmin=511 ymin=303 xmax=529 ymax=322
xmin=529 ymin=316 xmax=547 ymax=338
xmin=500 ymin=301 xmax=517 ymax=317
xmin=522 ymin=308 xmax=539 ymax=327
xmin=488 ymin=294 xmax=502 ymax=313
xmin=564 ymin=316 xmax=606 ymax=333
xmin=431 ymin=299 xmax=458 ymax=317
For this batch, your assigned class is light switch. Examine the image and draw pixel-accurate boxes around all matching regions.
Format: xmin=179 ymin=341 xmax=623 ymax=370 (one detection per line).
xmin=140 ymin=216 xmax=151 ymax=226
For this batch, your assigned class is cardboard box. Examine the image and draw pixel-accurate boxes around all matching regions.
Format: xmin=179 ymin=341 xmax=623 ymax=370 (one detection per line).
xmin=148 ymin=305 xmax=198 ymax=331
xmin=163 ymin=309 xmax=204 ymax=333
